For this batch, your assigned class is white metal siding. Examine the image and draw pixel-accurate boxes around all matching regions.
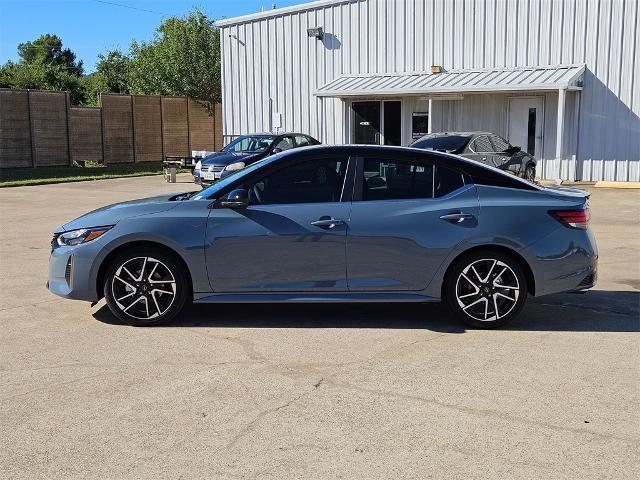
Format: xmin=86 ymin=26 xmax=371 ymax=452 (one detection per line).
xmin=220 ymin=0 xmax=640 ymax=181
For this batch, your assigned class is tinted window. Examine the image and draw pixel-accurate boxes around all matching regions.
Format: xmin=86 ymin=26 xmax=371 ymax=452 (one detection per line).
xmin=410 ymin=135 xmax=470 ymax=152
xmin=361 ymin=158 xmax=434 ymax=201
xmin=490 ymin=135 xmax=510 ymax=152
xmin=434 ymin=165 xmax=465 ymax=197
xmin=294 ymin=135 xmax=312 ymax=147
xmin=473 ymin=135 xmax=493 ymax=152
xmin=273 ymin=136 xmax=295 ymax=152
xmin=223 ymin=135 xmax=275 ymax=153
xmin=246 ymin=158 xmax=347 ymax=205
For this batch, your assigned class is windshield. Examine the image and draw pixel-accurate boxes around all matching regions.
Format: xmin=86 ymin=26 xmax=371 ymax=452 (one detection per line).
xmin=222 ymin=135 xmax=275 ymax=153
xmin=411 ymin=135 xmax=470 ymax=152
xmin=191 ymin=156 xmax=277 ymax=200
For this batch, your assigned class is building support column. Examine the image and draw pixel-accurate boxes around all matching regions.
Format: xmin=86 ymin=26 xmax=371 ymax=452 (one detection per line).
xmin=572 ymin=90 xmax=582 ymax=181
xmin=427 ymin=95 xmax=433 ymax=134
xmin=555 ymin=88 xmax=566 ymax=181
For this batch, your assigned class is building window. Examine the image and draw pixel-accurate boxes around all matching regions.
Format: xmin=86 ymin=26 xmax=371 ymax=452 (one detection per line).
xmin=412 ymin=113 xmax=429 ymax=139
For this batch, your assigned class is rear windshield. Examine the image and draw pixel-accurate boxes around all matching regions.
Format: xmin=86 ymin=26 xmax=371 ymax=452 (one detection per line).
xmin=411 ymin=135 xmax=470 ymax=152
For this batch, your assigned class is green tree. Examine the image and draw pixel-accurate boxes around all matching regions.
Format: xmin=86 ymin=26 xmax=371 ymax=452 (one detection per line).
xmin=0 ymin=34 xmax=86 ymax=104
xmin=96 ymin=50 xmax=130 ymax=94
xmin=80 ymin=73 xmax=109 ymax=106
xmin=128 ymin=9 xmax=221 ymax=105
xmin=17 ymin=34 xmax=84 ymax=76
xmin=0 ymin=61 xmax=86 ymax=104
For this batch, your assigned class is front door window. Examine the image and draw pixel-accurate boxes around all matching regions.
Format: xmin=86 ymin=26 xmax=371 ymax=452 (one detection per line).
xmin=246 ymin=158 xmax=348 ymax=205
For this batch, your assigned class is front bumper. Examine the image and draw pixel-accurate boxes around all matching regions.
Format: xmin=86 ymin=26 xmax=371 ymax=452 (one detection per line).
xmin=48 ymin=241 xmax=106 ymax=302
xmin=193 ymin=167 xmax=223 ymax=186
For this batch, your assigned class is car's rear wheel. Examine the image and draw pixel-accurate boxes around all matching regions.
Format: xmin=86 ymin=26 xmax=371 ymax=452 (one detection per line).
xmin=523 ymin=163 xmax=536 ymax=182
xmin=103 ymin=247 xmax=189 ymax=326
xmin=445 ymin=251 xmax=528 ymax=329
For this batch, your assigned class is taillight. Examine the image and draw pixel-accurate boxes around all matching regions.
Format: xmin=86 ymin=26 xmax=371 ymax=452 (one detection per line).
xmin=549 ymin=209 xmax=591 ymax=229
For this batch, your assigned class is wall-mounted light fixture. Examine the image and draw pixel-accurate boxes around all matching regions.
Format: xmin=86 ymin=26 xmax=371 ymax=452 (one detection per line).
xmin=307 ymin=27 xmax=324 ymax=40
xmin=431 ymin=65 xmax=443 ymax=74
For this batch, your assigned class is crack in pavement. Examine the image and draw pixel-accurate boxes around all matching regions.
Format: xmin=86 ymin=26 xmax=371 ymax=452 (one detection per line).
xmin=222 ymin=377 xmax=324 ymax=452
xmin=320 ymin=377 xmax=640 ymax=446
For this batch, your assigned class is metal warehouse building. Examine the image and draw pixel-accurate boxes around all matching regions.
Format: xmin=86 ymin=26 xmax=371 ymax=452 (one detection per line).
xmin=217 ymin=0 xmax=639 ymax=182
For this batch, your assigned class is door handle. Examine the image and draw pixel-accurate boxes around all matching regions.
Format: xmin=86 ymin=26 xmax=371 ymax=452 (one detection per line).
xmin=481 ymin=157 xmax=487 ymax=161
xmin=439 ymin=212 xmax=474 ymax=223
xmin=310 ymin=218 xmax=345 ymax=229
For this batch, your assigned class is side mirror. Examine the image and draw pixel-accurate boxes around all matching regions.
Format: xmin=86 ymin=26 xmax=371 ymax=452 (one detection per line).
xmin=220 ymin=188 xmax=249 ymax=209
xmin=272 ymin=147 xmax=283 ymax=155
xmin=508 ymin=145 xmax=521 ymax=154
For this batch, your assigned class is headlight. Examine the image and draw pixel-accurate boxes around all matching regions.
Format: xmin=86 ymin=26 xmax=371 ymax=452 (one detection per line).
xmin=55 ymin=226 xmax=112 ymax=247
xmin=194 ymin=160 xmax=202 ymax=171
xmin=224 ymin=161 xmax=246 ymax=172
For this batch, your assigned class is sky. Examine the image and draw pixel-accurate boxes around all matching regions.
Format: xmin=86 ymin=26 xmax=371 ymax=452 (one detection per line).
xmin=0 ymin=0 xmax=303 ymax=72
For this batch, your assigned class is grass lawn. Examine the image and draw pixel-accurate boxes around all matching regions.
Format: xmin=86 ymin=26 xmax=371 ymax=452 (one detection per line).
xmin=0 ymin=162 xmax=189 ymax=188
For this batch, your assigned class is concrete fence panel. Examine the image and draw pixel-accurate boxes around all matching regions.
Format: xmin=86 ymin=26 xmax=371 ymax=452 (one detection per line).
xmin=101 ymin=94 xmax=135 ymax=164
xmin=189 ymin=99 xmax=215 ymax=152
xmin=0 ymin=90 xmax=32 ymax=168
xmin=29 ymin=91 xmax=70 ymax=166
xmin=162 ymin=97 xmax=189 ymax=157
xmin=69 ymin=107 xmax=103 ymax=164
xmin=1 ymin=89 xmax=221 ymax=168
xmin=133 ymin=95 xmax=163 ymax=162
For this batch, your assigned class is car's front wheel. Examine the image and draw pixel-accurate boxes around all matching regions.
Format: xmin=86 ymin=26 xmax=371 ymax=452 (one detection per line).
xmin=103 ymin=247 xmax=189 ymax=326
xmin=445 ymin=251 xmax=528 ymax=329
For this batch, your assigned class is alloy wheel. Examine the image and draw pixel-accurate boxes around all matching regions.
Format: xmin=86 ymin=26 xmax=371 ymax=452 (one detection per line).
xmin=455 ymin=258 xmax=520 ymax=322
xmin=111 ymin=256 xmax=177 ymax=320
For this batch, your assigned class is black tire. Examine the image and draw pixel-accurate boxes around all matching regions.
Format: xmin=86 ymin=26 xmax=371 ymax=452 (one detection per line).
xmin=103 ymin=246 xmax=190 ymax=326
xmin=523 ymin=163 xmax=536 ymax=182
xmin=444 ymin=250 xmax=528 ymax=329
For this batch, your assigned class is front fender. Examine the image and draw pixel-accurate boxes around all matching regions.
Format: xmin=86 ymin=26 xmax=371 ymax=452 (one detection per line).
xmin=91 ymin=202 xmax=211 ymax=296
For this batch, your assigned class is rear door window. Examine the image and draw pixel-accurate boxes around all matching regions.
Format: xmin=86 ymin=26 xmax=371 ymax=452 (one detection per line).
xmin=434 ymin=165 xmax=465 ymax=197
xmin=293 ymin=135 xmax=312 ymax=147
xmin=360 ymin=157 xmax=434 ymax=201
xmin=273 ymin=136 xmax=294 ymax=151
xmin=473 ymin=135 xmax=493 ymax=153
xmin=490 ymin=135 xmax=510 ymax=153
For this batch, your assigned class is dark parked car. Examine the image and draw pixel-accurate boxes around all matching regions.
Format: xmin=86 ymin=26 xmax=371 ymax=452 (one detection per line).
xmin=48 ymin=145 xmax=596 ymax=329
xmin=410 ymin=132 xmax=537 ymax=182
xmin=193 ymin=133 xmax=320 ymax=186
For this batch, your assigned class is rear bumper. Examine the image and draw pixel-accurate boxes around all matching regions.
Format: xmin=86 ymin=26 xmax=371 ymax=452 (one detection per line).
xmin=524 ymin=227 xmax=598 ymax=297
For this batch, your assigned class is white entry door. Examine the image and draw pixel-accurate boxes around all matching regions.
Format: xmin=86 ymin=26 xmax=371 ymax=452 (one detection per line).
xmin=508 ymin=97 xmax=544 ymax=157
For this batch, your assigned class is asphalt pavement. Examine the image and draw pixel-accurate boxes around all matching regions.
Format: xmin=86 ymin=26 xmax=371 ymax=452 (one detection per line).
xmin=1 ymin=174 xmax=638 ymax=479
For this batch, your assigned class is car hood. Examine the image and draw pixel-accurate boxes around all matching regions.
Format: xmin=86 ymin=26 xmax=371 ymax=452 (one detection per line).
xmin=57 ymin=193 xmax=183 ymax=232
xmin=200 ymin=151 xmax=261 ymax=167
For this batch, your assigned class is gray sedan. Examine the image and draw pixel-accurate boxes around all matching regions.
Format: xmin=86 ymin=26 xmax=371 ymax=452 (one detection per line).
xmin=48 ymin=145 xmax=596 ymax=329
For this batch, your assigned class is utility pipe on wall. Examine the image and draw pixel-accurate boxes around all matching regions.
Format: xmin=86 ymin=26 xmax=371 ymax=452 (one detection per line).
xmin=428 ymin=95 xmax=433 ymax=134
xmin=555 ymin=88 xmax=566 ymax=181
